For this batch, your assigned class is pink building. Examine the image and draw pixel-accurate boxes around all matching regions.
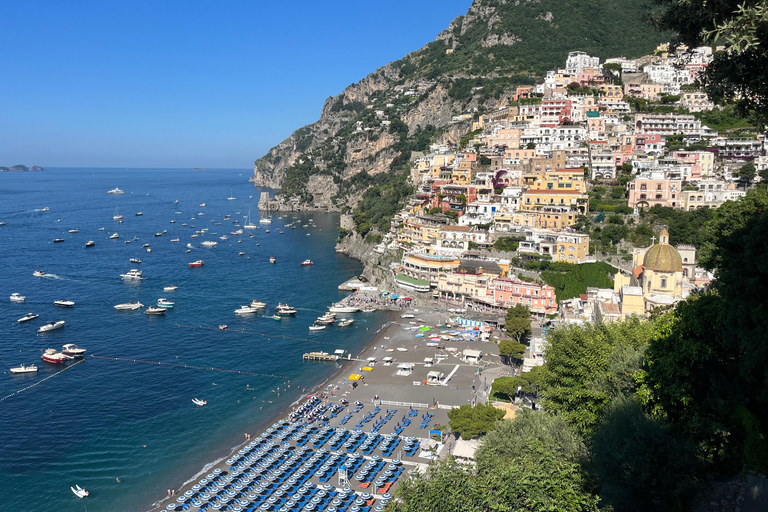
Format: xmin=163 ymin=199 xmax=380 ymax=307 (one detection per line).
xmin=491 ymin=277 xmax=557 ymax=314
xmin=628 ymin=171 xmax=682 ymax=209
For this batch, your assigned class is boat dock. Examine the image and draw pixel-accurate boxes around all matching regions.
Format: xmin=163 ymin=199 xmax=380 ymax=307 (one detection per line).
xmin=303 ymin=350 xmax=346 ymax=362
xmin=338 ymin=278 xmax=371 ymax=291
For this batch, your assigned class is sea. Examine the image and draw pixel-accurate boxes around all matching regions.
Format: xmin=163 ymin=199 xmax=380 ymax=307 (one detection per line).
xmin=0 ymin=168 xmax=385 ymax=512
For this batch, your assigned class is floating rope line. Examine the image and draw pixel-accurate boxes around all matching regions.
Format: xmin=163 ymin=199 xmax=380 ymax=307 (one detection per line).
xmin=0 ymin=359 xmax=86 ymax=403
xmin=90 ymin=355 xmax=287 ymax=379
xmin=175 ymin=324 xmax=345 ymax=347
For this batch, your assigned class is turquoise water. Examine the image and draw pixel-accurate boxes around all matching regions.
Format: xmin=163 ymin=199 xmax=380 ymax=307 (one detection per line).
xmin=0 ymin=168 xmax=382 ymax=511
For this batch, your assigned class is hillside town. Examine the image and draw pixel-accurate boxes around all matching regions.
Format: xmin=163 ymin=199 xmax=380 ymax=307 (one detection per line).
xmin=354 ymin=44 xmax=761 ymax=326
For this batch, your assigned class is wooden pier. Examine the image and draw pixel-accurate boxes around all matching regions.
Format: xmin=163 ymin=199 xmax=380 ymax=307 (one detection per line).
xmin=302 ymin=351 xmax=341 ymax=362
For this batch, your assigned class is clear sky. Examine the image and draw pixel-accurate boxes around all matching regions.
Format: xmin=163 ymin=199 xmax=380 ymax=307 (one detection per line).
xmin=0 ymin=0 xmax=472 ymax=169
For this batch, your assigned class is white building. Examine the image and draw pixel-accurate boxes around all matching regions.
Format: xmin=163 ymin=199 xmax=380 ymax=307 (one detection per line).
xmin=565 ymin=51 xmax=601 ymax=74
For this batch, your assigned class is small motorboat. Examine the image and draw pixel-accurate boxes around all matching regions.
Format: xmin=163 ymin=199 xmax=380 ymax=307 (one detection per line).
xmin=144 ymin=306 xmax=167 ymax=315
xmin=41 ymin=348 xmax=71 ymax=363
xmin=53 ymin=238 xmax=65 ymax=243
xmin=300 ymin=260 xmax=313 ymax=266
xmin=62 ymin=344 xmax=86 ymax=356
xmin=157 ymin=298 xmax=174 ymax=308
xmin=10 ymin=293 xmax=26 ymax=303
xmin=309 ymin=325 xmax=326 ymax=331
xmin=115 ymin=301 xmax=143 ymax=311
xmin=163 ymin=285 xmax=178 ymax=292
xmin=363 ymin=307 xmax=376 ymax=313
xmin=38 ymin=320 xmax=65 ymax=333
xmin=18 ymin=313 xmax=39 ymax=323
xmin=154 ymin=232 xmax=162 ymax=237
xmin=239 ymin=251 xmax=246 ymax=256
xmin=129 ymin=258 xmax=142 ymax=264
xmin=10 ymin=363 xmax=38 ymax=374
xmin=135 ymin=212 xmax=143 ymax=216
xmin=107 ymin=187 xmax=124 ymax=195
xmin=235 ymin=305 xmax=258 ymax=315
xmin=143 ymin=243 xmax=150 ymax=248
xmin=171 ymin=238 xmax=179 ymax=242
xmin=85 ymin=240 xmax=95 ymax=247
xmin=109 ymin=233 xmax=119 ymax=239
xmin=265 ymin=229 xmax=270 ymax=233
xmin=316 ymin=314 xmax=335 ymax=325
xmin=192 ymin=398 xmax=207 ymax=406
xmin=33 ymin=270 xmax=46 ymax=277
xmin=201 ymin=240 xmax=218 ymax=247
xmin=120 ymin=269 xmax=144 ymax=281
xmin=259 ymin=217 xmax=272 ymax=224
xmin=189 ymin=260 xmax=204 ymax=268
xmin=337 ymin=319 xmax=354 ymax=327
xmin=218 ymin=325 xmax=228 ymax=330
xmin=68 ymin=229 xmax=79 ymax=233
xmin=269 ymin=257 xmax=276 ymax=264
xmin=270 ymin=315 xmax=282 ymax=321
xmin=71 ymin=484 xmax=89 ymax=498
xmin=250 ymin=300 xmax=266 ymax=309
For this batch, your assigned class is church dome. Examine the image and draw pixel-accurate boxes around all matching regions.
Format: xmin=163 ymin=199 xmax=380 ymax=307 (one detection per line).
xmin=643 ymin=229 xmax=683 ymax=272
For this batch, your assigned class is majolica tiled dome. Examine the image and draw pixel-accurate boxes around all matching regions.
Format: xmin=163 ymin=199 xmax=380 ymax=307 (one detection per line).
xmin=643 ymin=229 xmax=682 ymax=272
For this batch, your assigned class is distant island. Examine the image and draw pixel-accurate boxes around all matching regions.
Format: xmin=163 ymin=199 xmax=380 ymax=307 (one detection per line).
xmin=0 ymin=165 xmax=45 ymax=172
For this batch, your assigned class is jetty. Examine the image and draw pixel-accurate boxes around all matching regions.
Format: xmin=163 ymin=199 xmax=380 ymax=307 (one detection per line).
xmin=303 ymin=350 xmax=346 ymax=362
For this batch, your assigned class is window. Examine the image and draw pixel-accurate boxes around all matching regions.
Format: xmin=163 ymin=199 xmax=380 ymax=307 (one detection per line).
xmin=568 ymin=254 xmax=575 ymax=261
xmin=661 ymin=278 xmax=667 ymax=288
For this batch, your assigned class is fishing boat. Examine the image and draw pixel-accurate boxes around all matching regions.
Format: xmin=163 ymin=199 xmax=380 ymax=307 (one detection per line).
xmin=328 ymin=304 xmax=360 ymax=313
xmin=109 ymin=233 xmax=119 ymax=239
xmin=38 ymin=320 xmax=65 ymax=333
xmin=71 ymin=484 xmax=89 ymax=498
xmin=157 ymin=298 xmax=174 ymax=308
xmin=114 ymin=301 xmax=143 ymax=310
xmin=120 ymin=269 xmax=144 ymax=281
xmin=250 ymin=300 xmax=267 ymax=308
xmin=276 ymin=304 xmax=297 ymax=315
xmin=269 ymin=257 xmax=276 ymax=264
xmin=113 ymin=206 xmax=123 ymax=220
xmin=107 ymin=187 xmax=124 ymax=195
xmin=41 ymin=348 xmax=71 ymax=363
xmin=54 ymin=300 xmax=75 ymax=307
xmin=53 ymin=238 xmax=65 ymax=243
xmin=300 ymin=260 xmax=313 ymax=266
xmin=192 ymin=398 xmax=207 ymax=406
xmin=9 ymin=363 xmax=38 ymax=374
xmin=234 ymin=305 xmax=258 ymax=315
xmin=144 ymin=306 xmax=167 ymax=315
xmin=163 ymin=285 xmax=178 ymax=292
xmin=309 ymin=325 xmax=326 ymax=331
xmin=62 ymin=344 xmax=87 ymax=356
xmin=10 ymin=293 xmax=25 ymax=303
xmin=17 ymin=313 xmax=39 ymax=323
xmin=129 ymin=258 xmax=142 ymax=264
xmin=337 ymin=318 xmax=354 ymax=327
xmin=85 ymin=240 xmax=95 ymax=247
xmin=189 ymin=260 xmax=204 ymax=268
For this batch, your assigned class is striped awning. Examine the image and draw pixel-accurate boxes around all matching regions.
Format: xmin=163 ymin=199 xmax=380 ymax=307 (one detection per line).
xmin=456 ymin=317 xmax=484 ymax=327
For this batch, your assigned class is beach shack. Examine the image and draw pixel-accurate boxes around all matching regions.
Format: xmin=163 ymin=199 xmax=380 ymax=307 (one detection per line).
xmin=423 ymin=357 xmax=434 ymax=367
xmin=396 ymin=363 xmax=414 ymax=376
xmin=382 ymin=356 xmax=394 ymax=366
xmin=426 ymin=370 xmax=444 ymax=385
xmin=463 ymin=349 xmax=483 ymax=364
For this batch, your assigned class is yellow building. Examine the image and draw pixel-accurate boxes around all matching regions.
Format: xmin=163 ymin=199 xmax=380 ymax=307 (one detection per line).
xmin=520 ymin=189 xmax=589 ymax=216
xmin=400 ymin=253 xmax=461 ymax=288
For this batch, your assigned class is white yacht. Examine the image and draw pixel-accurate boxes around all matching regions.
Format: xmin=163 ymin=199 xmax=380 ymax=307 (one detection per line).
xmin=33 ymin=270 xmax=46 ymax=277
xmin=250 ymin=300 xmax=267 ymax=309
xmin=109 ymin=233 xmax=119 ymax=239
xmin=144 ymin=306 xmax=167 ymax=315
xmin=244 ymin=209 xmax=257 ymax=229
xmin=68 ymin=229 xmax=79 ymax=233
xmin=54 ymin=299 xmax=75 ymax=307
xmin=157 ymin=298 xmax=174 ymax=308
xmin=316 ymin=314 xmax=335 ymax=325
xmin=275 ymin=303 xmax=297 ymax=315
xmin=38 ymin=320 xmax=65 ymax=333
xmin=18 ymin=313 xmax=39 ymax=323
xmin=120 ymin=269 xmax=144 ymax=281
xmin=328 ymin=304 xmax=360 ymax=313
xmin=85 ymin=240 xmax=95 ymax=247
xmin=234 ymin=305 xmax=258 ymax=315
xmin=309 ymin=325 xmax=326 ymax=331
xmin=201 ymin=241 xmax=218 ymax=247
xmin=113 ymin=207 xmax=123 ymax=220
xmin=163 ymin=285 xmax=178 ymax=292
xmin=107 ymin=187 xmax=124 ymax=195
xmin=337 ymin=318 xmax=354 ymax=327
xmin=62 ymin=344 xmax=86 ymax=356
xmin=10 ymin=363 xmax=38 ymax=374
xmin=170 ymin=238 xmax=180 ymax=243
xmin=259 ymin=217 xmax=272 ymax=224
xmin=115 ymin=301 xmax=143 ymax=311
xmin=10 ymin=293 xmax=26 ymax=303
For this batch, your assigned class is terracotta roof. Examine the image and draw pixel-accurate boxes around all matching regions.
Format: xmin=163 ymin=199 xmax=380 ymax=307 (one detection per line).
xmin=633 ymin=266 xmax=644 ymax=279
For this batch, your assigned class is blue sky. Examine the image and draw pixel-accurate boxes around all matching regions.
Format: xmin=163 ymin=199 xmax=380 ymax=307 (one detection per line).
xmin=0 ymin=1 xmax=471 ymax=168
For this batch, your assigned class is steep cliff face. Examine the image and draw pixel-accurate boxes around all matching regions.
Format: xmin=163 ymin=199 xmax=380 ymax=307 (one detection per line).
xmin=253 ymin=0 xmax=666 ymax=212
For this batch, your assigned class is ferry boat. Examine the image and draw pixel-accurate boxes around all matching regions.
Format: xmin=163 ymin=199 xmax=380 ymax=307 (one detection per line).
xmin=189 ymin=260 xmax=204 ymax=268
xmin=38 ymin=320 xmax=65 ymax=333
xmin=85 ymin=240 xmax=95 ymax=247
xmin=250 ymin=300 xmax=267 ymax=308
xmin=62 ymin=344 xmax=87 ymax=357
xmin=10 ymin=293 xmax=25 ymax=303
xmin=18 ymin=313 xmax=39 ymax=323
xmin=276 ymin=304 xmax=297 ymax=315
xmin=114 ymin=301 xmax=143 ymax=310
xmin=157 ymin=298 xmax=174 ymax=308
xmin=10 ymin=363 xmax=38 ymax=374
xmin=300 ymin=260 xmax=313 ymax=266
xmin=144 ymin=306 xmax=167 ymax=315
xmin=41 ymin=348 xmax=71 ymax=363
xmin=120 ymin=269 xmax=144 ymax=281
xmin=54 ymin=299 xmax=75 ymax=307
xmin=269 ymin=257 xmax=276 ymax=264
xmin=107 ymin=187 xmax=124 ymax=195
xmin=234 ymin=305 xmax=258 ymax=315
xmin=328 ymin=304 xmax=360 ymax=313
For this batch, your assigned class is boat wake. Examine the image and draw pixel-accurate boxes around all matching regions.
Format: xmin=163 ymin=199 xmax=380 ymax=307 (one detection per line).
xmin=41 ymin=273 xmax=64 ymax=280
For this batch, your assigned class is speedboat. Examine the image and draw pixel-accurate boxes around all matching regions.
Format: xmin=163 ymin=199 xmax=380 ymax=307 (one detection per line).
xmin=129 ymin=258 xmax=142 ymax=264
xmin=269 ymin=257 xmax=276 ymax=264
xmin=270 ymin=315 xmax=282 ymax=321
xmin=250 ymin=300 xmax=266 ymax=309
xmin=163 ymin=285 xmax=178 ymax=292
xmin=235 ymin=305 xmax=258 ymax=315
xmin=68 ymin=229 xmax=79 ymax=233
xmin=115 ymin=301 xmax=143 ymax=310
xmin=192 ymin=398 xmax=207 ymax=406
xmin=316 ymin=314 xmax=335 ymax=325
xmin=107 ymin=187 xmax=124 ymax=195
xmin=62 ymin=344 xmax=86 ymax=357
xmin=276 ymin=304 xmax=297 ymax=315
xmin=10 ymin=293 xmax=26 ymax=303
xmin=337 ymin=319 xmax=354 ymax=327
xmin=120 ymin=269 xmax=144 ymax=281
xmin=300 ymin=260 xmax=313 ymax=266
xmin=10 ymin=363 xmax=38 ymax=374
xmin=157 ymin=298 xmax=174 ymax=308
xmin=144 ymin=306 xmax=167 ymax=315
xmin=85 ymin=240 xmax=95 ymax=247
xmin=328 ymin=304 xmax=360 ymax=313
xmin=201 ymin=241 xmax=218 ymax=247
xmin=54 ymin=300 xmax=75 ymax=307
xmin=109 ymin=233 xmax=119 ymax=239
xmin=38 ymin=320 xmax=65 ymax=333
xmin=189 ymin=260 xmax=204 ymax=268
xmin=41 ymin=348 xmax=71 ymax=363
xmin=53 ymin=238 xmax=65 ymax=243
xmin=18 ymin=313 xmax=39 ymax=323
xmin=309 ymin=325 xmax=326 ymax=331
xmin=71 ymin=484 xmax=89 ymax=498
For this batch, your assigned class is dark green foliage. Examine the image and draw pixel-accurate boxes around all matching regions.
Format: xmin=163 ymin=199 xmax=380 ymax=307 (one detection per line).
xmin=493 ymin=236 xmax=525 ymax=252
xmin=538 ymin=261 xmax=615 ymax=302
xmin=694 ymin=105 xmax=756 ymax=132
xmin=498 ymin=339 xmax=526 ymax=365
xmin=352 ymin=172 xmax=412 ymax=235
xmin=642 ymin=204 xmax=714 ymax=247
xmin=504 ymin=303 xmax=532 ymax=342
xmin=447 ymin=403 xmax=505 ymax=439
xmin=491 ymin=368 xmax=543 ymax=400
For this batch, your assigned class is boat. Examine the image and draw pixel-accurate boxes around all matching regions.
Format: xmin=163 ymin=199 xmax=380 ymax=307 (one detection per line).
xmin=135 ymin=212 xmax=143 ymax=216
xmin=113 ymin=207 xmax=123 ymax=220
xmin=62 ymin=344 xmax=86 ymax=356
xmin=38 ymin=320 xmax=65 ymax=333
xmin=170 ymin=238 xmax=179 ymax=243
xmin=235 ymin=305 xmax=258 ymax=315
xmin=269 ymin=257 xmax=276 ymax=264
xmin=250 ymin=300 xmax=266 ymax=308
xmin=53 ymin=238 xmax=65 ymax=243
xmin=239 ymin=251 xmax=246 ymax=256
xmin=68 ymin=229 xmax=79 ymax=233
xmin=42 ymin=207 xmax=49 ymax=211
xmin=244 ymin=209 xmax=257 ymax=229
xmin=259 ymin=217 xmax=272 ymax=224
xmin=41 ymin=348 xmax=71 ymax=363
xmin=54 ymin=299 xmax=75 ymax=307
xmin=201 ymin=241 xmax=218 ymax=247
xmin=157 ymin=298 xmax=174 ymax=308
xmin=309 ymin=325 xmax=326 ymax=331
xmin=120 ymin=269 xmax=144 ymax=281
xmin=227 ymin=190 xmax=236 ymax=200
xmin=144 ymin=306 xmax=167 ymax=315
xmin=129 ymin=258 xmax=142 ymax=264
xmin=363 ymin=308 xmax=376 ymax=313
xmin=115 ymin=301 xmax=143 ymax=310
xmin=401 ymin=314 xmax=415 ymax=319
xmin=85 ymin=240 xmax=95 ymax=247
xmin=143 ymin=243 xmax=150 ymax=248
xmin=230 ymin=229 xmax=243 ymax=235
xmin=219 ymin=325 xmax=227 ymax=330
xmin=328 ymin=304 xmax=360 ymax=313
xmin=316 ymin=314 xmax=335 ymax=325
xmin=276 ymin=304 xmax=297 ymax=315
xmin=338 ymin=318 xmax=354 ymax=327
xmin=199 ymin=203 xmax=206 ymax=207
xmin=219 ymin=235 xmax=228 ymax=240
xmin=270 ymin=315 xmax=282 ymax=321
xmin=163 ymin=285 xmax=178 ymax=292
xmin=154 ymin=232 xmax=162 ymax=237
xmin=18 ymin=313 xmax=39 ymax=323
xmin=109 ymin=233 xmax=119 ymax=239
xmin=265 ymin=229 xmax=270 ymax=233
xmin=9 ymin=363 xmax=38 ymax=374
xmin=189 ymin=260 xmax=204 ymax=268
xmin=107 ymin=187 xmax=124 ymax=195
xmin=300 ymin=260 xmax=313 ymax=266
xmin=10 ymin=293 xmax=26 ymax=303
xmin=192 ymin=398 xmax=207 ymax=406
xmin=71 ymin=484 xmax=90 ymax=498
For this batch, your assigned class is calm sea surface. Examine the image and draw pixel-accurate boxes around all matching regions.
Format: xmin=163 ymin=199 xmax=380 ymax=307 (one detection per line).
xmin=0 ymin=168 xmax=382 ymax=511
